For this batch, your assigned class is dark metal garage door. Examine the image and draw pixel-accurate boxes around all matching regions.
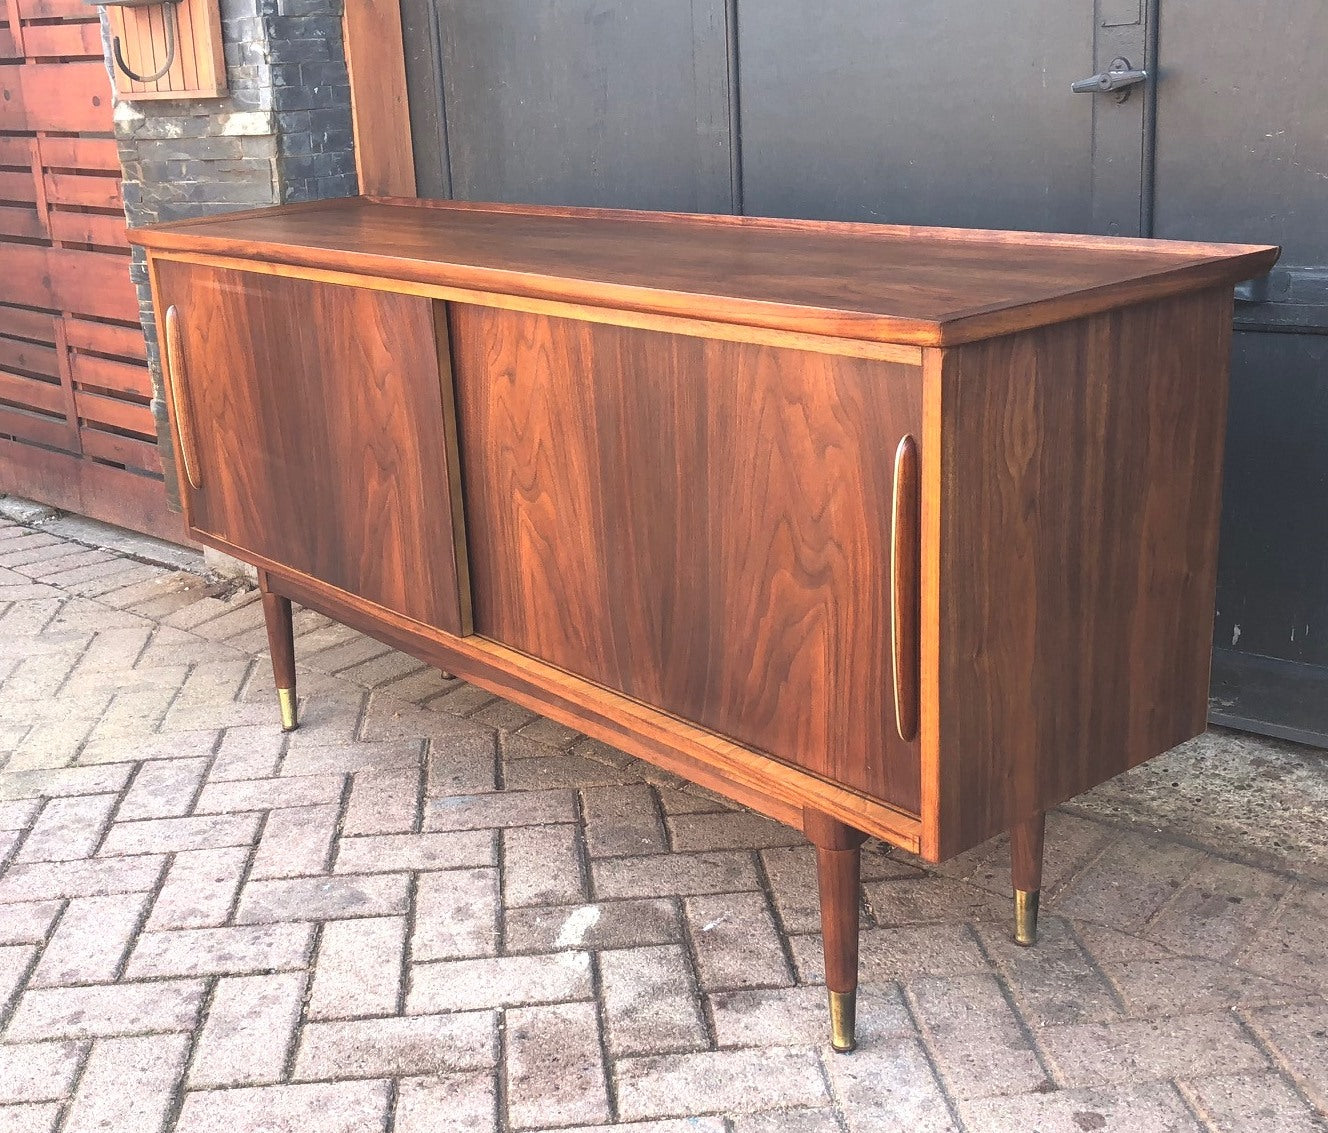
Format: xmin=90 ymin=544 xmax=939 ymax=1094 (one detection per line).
xmin=400 ymin=0 xmax=1328 ymax=746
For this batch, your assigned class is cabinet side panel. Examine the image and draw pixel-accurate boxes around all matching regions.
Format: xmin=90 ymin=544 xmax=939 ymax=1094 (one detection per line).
xmin=451 ymin=304 xmax=922 ymax=812
xmin=930 ymin=288 xmax=1234 ymax=858
xmin=153 ymin=259 xmax=469 ymax=634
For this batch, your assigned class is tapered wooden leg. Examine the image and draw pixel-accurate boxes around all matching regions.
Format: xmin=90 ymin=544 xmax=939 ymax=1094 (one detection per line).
xmin=1010 ymin=812 xmax=1046 ymax=946
xmin=258 ymin=571 xmax=297 ymax=732
xmin=805 ymin=808 xmax=868 ymax=1053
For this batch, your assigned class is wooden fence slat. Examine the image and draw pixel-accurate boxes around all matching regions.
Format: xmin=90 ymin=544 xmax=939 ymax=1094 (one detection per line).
xmin=0 ymin=334 xmax=59 ymax=377
xmin=11 ymin=61 xmax=114 ymax=133
xmin=70 ymin=350 xmax=151 ymax=397
xmin=0 ymin=203 xmax=42 ymax=238
xmin=0 ymin=306 xmax=55 ymax=344
xmin=19 ymin=21 xmax=103 ymax=60
xmin=48 ymin=248 xmax=139 ymax=323
xmin=64 ymin=316 xmax=146 ymax=361
xmin=44 ymin=171 xmax=123 ymax=209
xmin=19 ymin=0 xmax=101 ymax=19
xmin=0 ymin=169 xmax=38 ymax=203
xmin=0 ymin=135 xmax=30 ymax=167
xmin=74 ymin=387 xmax=154 ymax=435
xmin=0 ymin=402 xmax=73 ymax=449
xmin=79 ymin=426 xmax=162 ymax=474
xmin=0 ymin=367 xmax=64 ymax=413
xmin=48 ymin=209 xmax=128 ymax=248
xmin=37 ymin=136 xmax=120 ymax=172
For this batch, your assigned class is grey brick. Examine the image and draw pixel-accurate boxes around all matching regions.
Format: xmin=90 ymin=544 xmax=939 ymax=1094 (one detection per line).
xmin=15 ymin=794 xmax=120 ymax=861
xmin=394 ymin=1072 xmax=498 ymax=1133
xmin=126 ymin=922 xmax=315 ymax=978
xmin=63 ymin=1033 xmax=189 ymax=1133
xmin=973 ymin=917 xmax=1122 ymax=1026
xmin=249 ymin=803 xmax=341 ymax=879
xmin=1039 ymin=1013 xmax=1270 ymax=1089
xmin=0 ymin=1101 xmax=61 ymax=1133
xmin=505 ymin=899 xmax=681 ymax=954
xmin=666 ymin=811 xmax=804 ymax=853
xmin=1054 ymin=833 xmax=1205 ymax=933
xmin=117 ymin=759 xmax=209 ymax=821
xmin=424 ymin=789 xmax=576 ymax=832
xmin=412 ymin=868 xmax=499 ymax=962
xmin=7 ymin=979 xmax=205 ymax=1040
xmin=0 ymin=855 xmax=166 ymax=904
xmin=146 ymin=847 xmax=249 ymax=930
xmin=685 ymin=893 xmax=792 ymax=992
xmin=308 ymin=916 xmax=406 ymax=1019
xmin=207 ymin=725 xmax=284 ymax=781
xmin=30 ymin=893 xmax=150 ymax=987
xmin=280 ymin=739 xmax=423 ymax=778
xmin=332 ymin=831 xmax=494 ymax=874
xmin=504 ymin=824 xmax=585 ymax=907
xmin=0 ymin=1040 xmax=85 ymax=1104
xmin=616 ymin=1047 xmax=829 ymax=1121
xmin=0 ymin=900 xmax=62 ymax=945
xmin=599 ymin=945 xmax=707 ymax=1056
xmin=506 ymin=1001 xmax=609 ymax=1128
xmin=174 ymin=1081 xmax=391 ymax=1133
xmin=188 ymin=971 xmax=307 ymax=1089
xmin=235 ymin=874 xmax=410 ymax=923
xmin=99 ymin=813 xmax=261 ymax=856
xmin=1244 ymin=1001 xmax=1328 ymax=1110
xmin=958 ymin=1082 xmax=1202 ymax=1133
xmin=582 ymin=785 xmax=666 ymax=857
xmin=593 ymin=851 xmax=761 ymax=899
xmin=0 ymin=944 xmax=35 ymax=1015
xmin=823 ymin=1036 xmax=957 ymax=1133
xmin=907 ymin=974 xmax=1048 ymax=1098
xmin=293 ymin=1012 xmax=497 ymax=1080
xmin=408 ymin=952 xmax=592 ymax=1014
xmin=342 ymin=766 xmax=419 ymax=835
xmin=195 ymin=773 xmax=344 ymax=813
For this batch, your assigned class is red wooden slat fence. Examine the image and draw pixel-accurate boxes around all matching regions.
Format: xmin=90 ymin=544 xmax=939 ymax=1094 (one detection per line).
xmin=0 ymin=0 xmax=183 ymax=541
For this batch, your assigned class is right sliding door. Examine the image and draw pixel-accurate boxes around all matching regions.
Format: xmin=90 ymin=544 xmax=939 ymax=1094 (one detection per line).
xmin=449 ymin=304 xmax=923 ymax=814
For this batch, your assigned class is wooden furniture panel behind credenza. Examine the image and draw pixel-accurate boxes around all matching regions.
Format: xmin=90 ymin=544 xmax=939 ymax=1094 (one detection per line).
xmin=152 ymin=260 xmax=471 ymax=635
xmin=450 ymin=304 xmax=923 ymax=812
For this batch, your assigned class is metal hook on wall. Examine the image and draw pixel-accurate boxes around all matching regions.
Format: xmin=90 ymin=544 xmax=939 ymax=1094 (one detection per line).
xmin=90 ymin=0 xmax=184 ymax=85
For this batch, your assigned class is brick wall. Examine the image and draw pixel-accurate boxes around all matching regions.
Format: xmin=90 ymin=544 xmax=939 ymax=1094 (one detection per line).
xmin=111 ymin=0 xmax=357 ymax=509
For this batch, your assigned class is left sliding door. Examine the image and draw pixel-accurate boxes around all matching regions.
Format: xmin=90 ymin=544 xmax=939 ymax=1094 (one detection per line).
xmin=151 ymin=259 xmax=471 ymax=636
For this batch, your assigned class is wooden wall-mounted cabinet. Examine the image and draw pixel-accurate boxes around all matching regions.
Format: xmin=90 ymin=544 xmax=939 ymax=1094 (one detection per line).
xmin=103 ymin=0 xmax=226 ymax=101
xmin=133 ymin=197 xmax=1277 ymax=1052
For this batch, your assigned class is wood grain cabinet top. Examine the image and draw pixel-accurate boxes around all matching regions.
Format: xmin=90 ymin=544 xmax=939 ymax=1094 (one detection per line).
xmin=133 ymin=196 xmax=1277 ymax=346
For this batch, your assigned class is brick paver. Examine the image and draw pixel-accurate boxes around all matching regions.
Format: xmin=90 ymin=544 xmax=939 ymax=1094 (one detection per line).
xmin=0 ymin=511 xmax=1325 ymax=1132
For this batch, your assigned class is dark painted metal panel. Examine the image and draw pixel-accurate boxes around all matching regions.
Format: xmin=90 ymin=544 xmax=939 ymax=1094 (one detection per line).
xmin=424 ymin=0 xmax=734 ymax=212
xmin=736 ymin=2 xmax=1142 ymax=233
xmin=1214 ymin=331 xmax=1328 ymax=668
xmin=1153 ymin=0 xmax=1328 ymax=725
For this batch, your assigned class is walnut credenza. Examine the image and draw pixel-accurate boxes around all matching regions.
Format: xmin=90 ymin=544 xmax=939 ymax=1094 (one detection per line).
xmin=132 ymin=198 xmax=1277 ymax=1052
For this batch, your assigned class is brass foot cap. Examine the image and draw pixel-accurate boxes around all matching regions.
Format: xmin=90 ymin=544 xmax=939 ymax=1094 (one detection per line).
xmin=277 ymin=687 xmax=298 ymax=732
xmin=1014 ymin=888 xmax=1040 ymax=947
xmin=828 ymin=989 xmax=857 ymax=1054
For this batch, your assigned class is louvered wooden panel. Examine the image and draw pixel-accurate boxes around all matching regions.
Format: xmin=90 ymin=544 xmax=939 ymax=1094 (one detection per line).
xmin=0 ymin=0 xmax=182 ymax=542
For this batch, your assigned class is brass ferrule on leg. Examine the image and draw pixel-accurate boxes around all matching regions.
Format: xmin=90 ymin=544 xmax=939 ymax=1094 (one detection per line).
xmin=828 ymin=988 xmax=857 ymax=1054
xmin=1013 ymin=888 xmax=1040 ymax=947
xmin=277 ymin=687 xmax=298 ymax=732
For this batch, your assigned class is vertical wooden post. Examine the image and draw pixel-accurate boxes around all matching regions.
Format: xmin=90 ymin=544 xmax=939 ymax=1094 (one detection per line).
xmin=343 ymin=0 xmax=416 ymax=197
xmin=804 ymin=808 xmax=868 ymax=1053
xmin=1010 ymin=812 xmax=1046 ymax=946
xmin=258 ymin=569 xmax=298 ymax=732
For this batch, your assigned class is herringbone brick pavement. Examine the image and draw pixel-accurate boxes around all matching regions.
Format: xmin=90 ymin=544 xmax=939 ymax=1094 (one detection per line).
xmin=0 ymin=513 xmax=1324 ymax=1132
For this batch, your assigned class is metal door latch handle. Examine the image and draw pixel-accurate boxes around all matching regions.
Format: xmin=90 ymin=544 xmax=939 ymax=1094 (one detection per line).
xmin=1071 ymin=57 xmax=1149 ymax=93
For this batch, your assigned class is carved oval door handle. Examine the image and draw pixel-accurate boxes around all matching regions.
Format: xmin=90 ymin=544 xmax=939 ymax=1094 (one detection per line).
xmin=163 ymin=304 xmax=202 ymax=491
xmin=891 ymin=434 xmax=920 ymax=743
xmin=163 ymin=305 xmax=201 ymax=491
